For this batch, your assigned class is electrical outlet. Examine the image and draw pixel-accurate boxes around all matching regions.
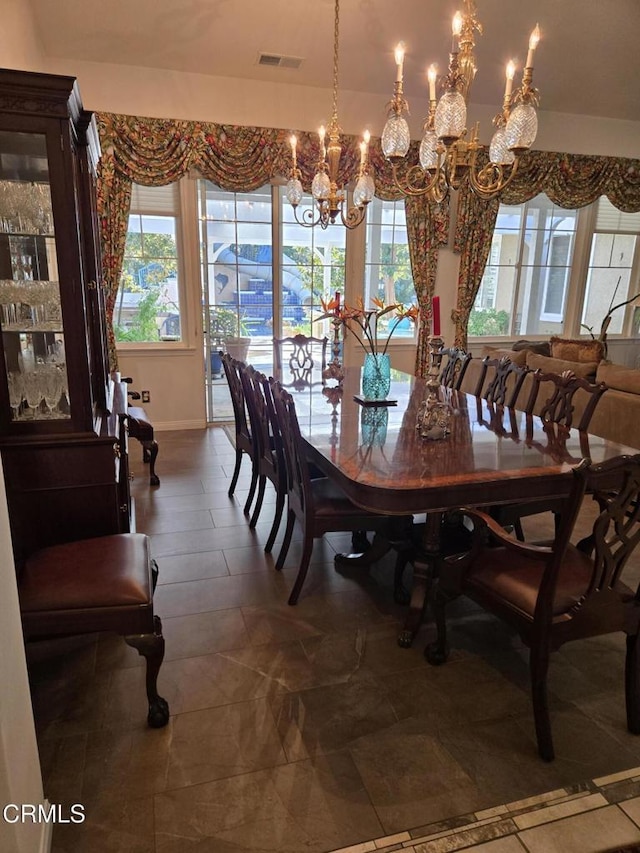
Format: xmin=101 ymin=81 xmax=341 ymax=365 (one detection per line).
xmin=141 ymin=390 xmax=150 ymax=403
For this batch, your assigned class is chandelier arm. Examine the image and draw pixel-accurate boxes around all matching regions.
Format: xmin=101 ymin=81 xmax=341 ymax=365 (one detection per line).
xmin=390 ymin=161 xmax=447 ymax=198
xmin=292 ymin=203 xmax=323 ymax=229
xmin=340 ymin=203 xmax=368 ymax=230
xmin=467 ymin=154 xmax=520 ymax=199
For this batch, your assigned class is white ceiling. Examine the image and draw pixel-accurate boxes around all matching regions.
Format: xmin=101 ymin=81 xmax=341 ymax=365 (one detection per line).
xmin=28 ymin=0 xmax=640 ymax=122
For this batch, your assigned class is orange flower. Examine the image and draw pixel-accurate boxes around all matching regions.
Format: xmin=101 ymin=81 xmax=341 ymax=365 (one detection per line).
xmin=315 ymin=296 xmax=417 ymax=358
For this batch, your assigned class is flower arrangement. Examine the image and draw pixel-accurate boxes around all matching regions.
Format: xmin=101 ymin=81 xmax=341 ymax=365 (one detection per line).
xmin=316 ymin=295 xmax=418 ymax=358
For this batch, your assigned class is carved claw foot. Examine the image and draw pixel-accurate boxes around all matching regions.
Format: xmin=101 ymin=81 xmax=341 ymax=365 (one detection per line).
xmin=148 ymin=696 xmax=170 ymax=728
xmin=150 ymin=474 xmax=160 ymax=486
xmin=397 ymin=629 xmax=414 ymax=648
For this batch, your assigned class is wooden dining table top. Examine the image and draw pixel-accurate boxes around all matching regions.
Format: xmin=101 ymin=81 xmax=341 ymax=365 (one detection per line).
xmin=294 ymin=366 xmax=635 ymax=517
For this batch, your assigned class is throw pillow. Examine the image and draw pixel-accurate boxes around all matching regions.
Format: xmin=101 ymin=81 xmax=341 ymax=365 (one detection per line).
xmin=596 ymin=363 xmax=640 ymax=395
xmin=549 ymin=336 xmax=605 ymax=364
xmin=526 ymin=352 xmax=599 ymax=380
xmin=511 ymin=339 xmax=551 ymax=357
xmin=480 ymin=346 xmax=527 ymax=367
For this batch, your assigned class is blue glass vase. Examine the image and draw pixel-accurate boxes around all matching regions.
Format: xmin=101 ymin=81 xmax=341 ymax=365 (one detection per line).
xmin=361 ymin=353 xmax=391 ymax=401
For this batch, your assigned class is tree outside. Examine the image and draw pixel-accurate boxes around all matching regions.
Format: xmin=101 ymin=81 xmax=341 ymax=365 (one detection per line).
xmin=115 ymin=227 xmax=180 ymax=342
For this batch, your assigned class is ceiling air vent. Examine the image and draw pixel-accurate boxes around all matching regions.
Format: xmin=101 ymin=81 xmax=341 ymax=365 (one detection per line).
xmin=258 ymin=53 xmax=303 ymax=70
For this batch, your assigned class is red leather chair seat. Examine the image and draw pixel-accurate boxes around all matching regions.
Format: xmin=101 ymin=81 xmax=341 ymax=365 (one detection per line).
xmin=465 ymin=543 xmax=594 ymax=618
xmin=20 ymin=533 xmax=151 ymax=613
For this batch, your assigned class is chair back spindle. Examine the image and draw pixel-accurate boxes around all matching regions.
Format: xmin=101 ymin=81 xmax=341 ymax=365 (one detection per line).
xmin=273 ymin=334 xmax=328 ymax=390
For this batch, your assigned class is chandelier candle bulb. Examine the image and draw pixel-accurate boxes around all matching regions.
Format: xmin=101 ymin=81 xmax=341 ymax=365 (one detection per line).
xmin=526 ymin=24 xmax=540 ymax=68
xmin=360 ymin=129 xmax=370 ymax=170
xmin=452 ymin=12 xmax=463 ymax=52
xmin=505 ymin=61 xmax=516 ymax=100
xmin=395 ymin=43 xmax=405 ymax=83
xmin=428 ymin=65 xmax=437 ymax=102
xmin=319 ymin=125 xmax=326 ymax=159
xmin=290 ymin=135 xmax=297 ymax=171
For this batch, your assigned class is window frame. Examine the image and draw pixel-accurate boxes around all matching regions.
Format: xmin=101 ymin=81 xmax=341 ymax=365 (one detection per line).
xmin=115 ymin=180 xmax=194 ymax=353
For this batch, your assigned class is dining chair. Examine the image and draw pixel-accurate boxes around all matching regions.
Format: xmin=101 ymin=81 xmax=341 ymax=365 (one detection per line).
xmin=273 ymin=334 xmax=328 ymax=391
xmin=475 ymin=354 xmax=530 ymax=409
xmin=240 ymin=364 xmax=287 ymax=552
xmin=426 ymin=453 xmax=640 ymax=761
xmin=270 ymin=379 xmax=391 ymax=605
xmin=221 ymin=353 xmax=258 ymax=513
xmin=18 ymin=533 xmax=170 ymax=728
xmin=524 ymin=367 xmax=608 ymax=430
xmin=439 ymin=347 xmax=472 ymax=391
xmin=496 ymin=369 xmax=609 ymax=539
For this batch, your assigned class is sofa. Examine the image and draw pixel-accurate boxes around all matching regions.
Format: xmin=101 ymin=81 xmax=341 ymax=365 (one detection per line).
xmin=459 ymin=340 xmax=640 ymax=451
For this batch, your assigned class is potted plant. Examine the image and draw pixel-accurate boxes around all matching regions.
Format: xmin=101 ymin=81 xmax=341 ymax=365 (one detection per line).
xmin=209 ymin=306 xmax=251 ymax=375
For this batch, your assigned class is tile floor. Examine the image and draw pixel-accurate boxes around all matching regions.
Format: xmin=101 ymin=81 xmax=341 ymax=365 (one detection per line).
xmin=25 ymin=427 xmax=640 ymax=853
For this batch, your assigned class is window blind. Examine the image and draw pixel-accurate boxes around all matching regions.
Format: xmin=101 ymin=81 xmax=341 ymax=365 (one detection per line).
xmin=596 ymin=196 xmax=640 ymax=233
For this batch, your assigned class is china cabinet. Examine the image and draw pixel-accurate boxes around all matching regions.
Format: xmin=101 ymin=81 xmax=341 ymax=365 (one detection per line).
xmin=0 ymin=69 xmax=130 ymax=564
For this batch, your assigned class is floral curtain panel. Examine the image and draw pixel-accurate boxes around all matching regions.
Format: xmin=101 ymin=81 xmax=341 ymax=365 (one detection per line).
xmin=452 ymin=150 xmax=640 ymax=350
xmin=405 ymin=195 xmax=449 ymax=376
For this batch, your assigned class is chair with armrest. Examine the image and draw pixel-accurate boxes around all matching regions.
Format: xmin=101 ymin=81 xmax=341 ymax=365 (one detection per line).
xmin=270 ymin=380 xmax=392 ymax=605
xmin=121 ymin=377 xmax=159 ymax=486
xmin=426 ymin=453 xmax=640 ymax=761
xmin=221 ymin=353 xmax=258 ymax=513
xmin=439 ymin=347 xmax=472 ymax=391
xmin=273 ymin=334 xmax=328 ymax=391
xmin=18 ymin=532 xmax=169 ymax=728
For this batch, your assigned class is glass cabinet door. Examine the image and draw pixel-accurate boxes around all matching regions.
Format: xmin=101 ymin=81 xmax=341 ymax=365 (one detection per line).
xmin=0 ymin=130 xmax=70 ymax=422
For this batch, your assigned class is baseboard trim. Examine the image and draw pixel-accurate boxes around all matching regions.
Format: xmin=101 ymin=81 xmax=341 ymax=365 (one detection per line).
xmin=153 ymin=419 xmax=207 ymax=431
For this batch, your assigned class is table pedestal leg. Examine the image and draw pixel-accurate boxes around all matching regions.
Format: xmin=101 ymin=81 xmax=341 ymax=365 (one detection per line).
xmin=397 ymin=511 xmax=442 ymax=648
xmin=334 ymin=531 xmax=392 ymax=568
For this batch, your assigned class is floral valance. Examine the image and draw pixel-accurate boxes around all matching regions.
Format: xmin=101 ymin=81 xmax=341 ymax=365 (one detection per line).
xmin=97 ymin=111 xmax=432 ymax=201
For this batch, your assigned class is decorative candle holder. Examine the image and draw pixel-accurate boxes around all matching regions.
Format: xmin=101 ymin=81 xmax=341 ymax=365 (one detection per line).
xmin=322 ymin=316 xmax=344 ymax=383
xmin=416 ymin=334 xmax=451 ymax=440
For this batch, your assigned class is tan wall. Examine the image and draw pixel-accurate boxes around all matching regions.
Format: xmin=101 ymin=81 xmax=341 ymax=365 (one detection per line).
xmin=0 ymin=459 xmax=47 ymax=853
xmin=0 ymin=0 xmax=45 ymax=72
xmin=118 ymin=349 xmax=206 ymax=430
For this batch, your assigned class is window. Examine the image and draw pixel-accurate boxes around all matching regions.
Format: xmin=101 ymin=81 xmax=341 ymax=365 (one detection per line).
xmin=282 ymin=191 xmax=346 ymax=338
xmin=540 ymin=233 xmax=573 ymax=323
xmin=470 ymin=194 xmax=578 ymax=338
xmin=115 ymin=184 xmax=183 ymax=343
xmin=363 ymin=196 xmax=414 ymax=338
xmin=581 ymin=197 xmax=640 ymax=337
xmin=198 ymin=181 xmax=348 ymax=420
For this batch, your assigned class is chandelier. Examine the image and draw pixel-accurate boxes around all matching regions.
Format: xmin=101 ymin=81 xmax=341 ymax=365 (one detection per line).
xmin=381 ymin=0 xmax=541 ymax=201
xmin=285 ymin=0 xmax=374 ymax=229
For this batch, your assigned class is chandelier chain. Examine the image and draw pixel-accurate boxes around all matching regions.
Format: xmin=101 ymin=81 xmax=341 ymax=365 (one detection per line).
xmin=331 ymin=0 xmax=340 ymax=128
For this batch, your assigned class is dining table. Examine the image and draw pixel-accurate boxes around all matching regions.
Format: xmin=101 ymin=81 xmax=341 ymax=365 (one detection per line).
xmin=292 ymin=365 xmax=637 ymax=647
